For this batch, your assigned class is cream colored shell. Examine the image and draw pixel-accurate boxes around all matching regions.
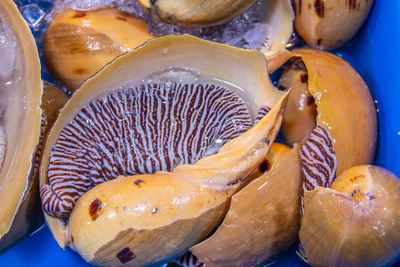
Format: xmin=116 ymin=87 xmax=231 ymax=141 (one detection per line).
xmin=292 ymin=49 xmax=377 ymax=175
xmin=138 ymin=0 xmax=257 ymax=26
xmin=300 ymin=165 xmax=400 ymax=266
xmin=40 ymin=35 xmax=287 ymax=266
xmin=0 ymin=0 xmax=42 ymax=251
xmin=191 ymin=144 xmax=301 ymax=266
xmin=293 ymin=0 xmax=374 ymax=49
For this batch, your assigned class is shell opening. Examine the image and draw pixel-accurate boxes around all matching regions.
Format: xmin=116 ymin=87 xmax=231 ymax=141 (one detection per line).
xmin=40 ymin=72 xmax=271 ymax=219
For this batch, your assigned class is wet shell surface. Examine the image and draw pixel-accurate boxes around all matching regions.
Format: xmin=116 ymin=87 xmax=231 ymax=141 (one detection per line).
xmin=191 ymin=144 xmax=302 ymax=266
xmin=39 ymin=35 xmax=287 ymax=266
xmin=43 ymin=7 xmax=155 ymax=91
xmin=300 ymin=165 xmax=400 ymax=267
xmin=43 ymin=1 xmax=294 ymax=90
xmin=0 ymin=0 xmax=42 ymax=251
xmin=138 ymin=0 xmax=257 ymax=26
xmin=281 ymin=49 xmax=377 ymax=176
xmin=278 ymin=58 xmax=317 ymax=145
xmin=292 ymin=0 xmax=374 ymax=49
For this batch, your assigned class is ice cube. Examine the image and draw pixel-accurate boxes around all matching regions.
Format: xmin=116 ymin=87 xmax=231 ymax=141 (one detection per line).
xmin=20 ymin=3 xmax=47 ymax=29
xmin=0 ymin=19 xmax=16 ymax=80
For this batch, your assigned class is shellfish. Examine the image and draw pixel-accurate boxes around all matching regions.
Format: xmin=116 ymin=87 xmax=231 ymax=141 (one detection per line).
xmin=300 ymin=165 xmax=400 ymax=266
xmin=138 ymin=0 xmax=257 ymax=26
xmin=43 ymin=0 xmax=294 ymax=90
xmin=279 ymin=49 xmax=377 ymax=175
xmin=39 ymin=35 xmax=287 ymax=266
xmin=0 ymin=0 xmax=42 ymax=251
xmin=43 ymin=7 xmax=155 ymax=91
xmin=292 ymin=0 xmax=375 ymax=49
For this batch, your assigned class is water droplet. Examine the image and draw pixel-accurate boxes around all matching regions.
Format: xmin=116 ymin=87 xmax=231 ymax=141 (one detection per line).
xmin=161 ymin=48 xmax=168 ymax=55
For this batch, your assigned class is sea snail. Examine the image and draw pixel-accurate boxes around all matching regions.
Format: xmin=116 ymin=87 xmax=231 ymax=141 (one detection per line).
xmin=39 ymin=35 xmax=288 ymax=266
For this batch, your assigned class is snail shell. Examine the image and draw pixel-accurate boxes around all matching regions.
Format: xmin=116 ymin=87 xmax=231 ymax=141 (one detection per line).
xmin=300 ymin=165 xmax=400 ymax=266
xmin=0 ymin=0 xmax=42 ymax=251
xmin=39 ymin=35 xmax=287 ymax=266
xmin=292 ymin=0 xmax=374 ymax=49
xmin=138 ymin=0 xmax=257 ymax=26
xmin=281 ymin=49 xmax=377 ymax=175
xmin=43 ymin=7 xmax=155 ymax=91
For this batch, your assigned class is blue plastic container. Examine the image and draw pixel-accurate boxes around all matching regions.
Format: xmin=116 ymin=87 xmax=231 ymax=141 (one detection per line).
xmin=1 ymin=0 xmax=399 ymax=266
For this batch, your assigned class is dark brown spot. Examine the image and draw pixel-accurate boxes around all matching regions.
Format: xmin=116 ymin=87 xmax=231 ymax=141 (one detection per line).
xmin=89 ymin=198 xmax=102 ymax=221
xmin=117 ymin=247 xmax=136 ymax=264
xmin=70 ymin=235 xmax=74 ymax=243
xmin=278 ymin=84 xmax=287 ymax=91
xmin=314 ymin=0 xmax=325 ymax=17
xmin=300 ymin=73 xmax=308 ymax=83
xmin=71 ymin=11 xmax=87 ymax=18
xmin=317 ymin=38 xmax=323 ymax=46
xmin=134 ymin=179 xmax=145 ymax=187
xmin=116 ymin=16 xmax=127 ymax=21
xmin=73 ymin=68 xmax=89 ymax=75
xmin=308 ymin=3 xmax=311 ymax=8
xmin=353 ymin=174 xmax=365 ymax=180
xmin=307 ymin=96 xmax=315 ymax=106
xmin=259 ymin=160 xmax=271 ymax=173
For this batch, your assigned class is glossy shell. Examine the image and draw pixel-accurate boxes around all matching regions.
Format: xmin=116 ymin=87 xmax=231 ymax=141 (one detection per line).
xmin=292 ymin=0 xmax=374 ymax=49
xmin=191 ymin=144 xmax=301 ymax=266
xmin=0 ymin=0 xmax=42 ymax=251
xmin=300 ymin=165 xmax=400 ymax=266
xmin=260 ymin=0 xmax=294 ymax=73
xmin=285 ymin=49 xmax=377 ymax=176
xmin=43 ymin=7 xmax=155 ymax=91
xmin=138 ymin=0 xmax=257 ymax=26
xmin=39 ymin=35 xmax=287 ymax=266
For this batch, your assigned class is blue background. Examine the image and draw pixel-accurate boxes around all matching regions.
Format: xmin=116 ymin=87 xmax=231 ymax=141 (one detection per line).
xmin=1 ymin=0 xmax=400 ymax=266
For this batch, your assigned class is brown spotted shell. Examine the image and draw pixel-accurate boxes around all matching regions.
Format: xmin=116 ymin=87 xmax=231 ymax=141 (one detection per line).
xmin=281 ymin=49 xmax=377 ymax=176
xmin=292 ymin=0 xmax=374 ymax=49
xmin=300 ymin=165 xmax=400 ymax=266
xmin=39 ymin=35 xmax=287 ymax=266
xmin=43 ymin=7 xmax=155 ymax=91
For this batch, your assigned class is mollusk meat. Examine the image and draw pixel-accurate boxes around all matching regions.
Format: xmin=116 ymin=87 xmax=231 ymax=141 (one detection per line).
xmin=0 ymin=0 xmax=42 ymax=251
xmin=39 ymin=35 xmax=287 ymax=266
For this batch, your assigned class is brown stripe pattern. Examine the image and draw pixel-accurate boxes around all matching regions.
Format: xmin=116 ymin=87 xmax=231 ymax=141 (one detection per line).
xmin=168 ymin=252 xmax=203 ymax=267
xmin=300 ymin=124 xmax=337 ymax=192
xmin=40 ymin=81 xmax=268 ymax=218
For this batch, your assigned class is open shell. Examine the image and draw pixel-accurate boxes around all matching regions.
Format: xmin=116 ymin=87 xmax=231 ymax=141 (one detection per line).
xmin=39 ymin=35 xmax=287 ymax=266
xmin=191 ymin=144 xmax=302 ymax=266
xmin=300 ymin=165 xmax=400 ymax=266
xmin=138 ymin=0 xmax=257 ymax=26
xmin=259 ymin=0 xmax=294 ymax=73
xmin=0 ymin=0 xmax=42 ymax=251
xmin=281 ymin=49 xmax=377 ymax=176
